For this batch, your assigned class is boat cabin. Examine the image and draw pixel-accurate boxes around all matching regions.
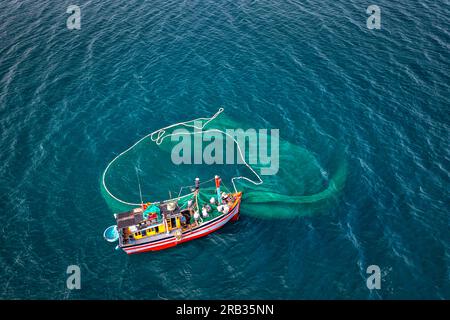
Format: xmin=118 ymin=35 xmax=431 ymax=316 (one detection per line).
xmin=115 ymin=201 xmax=187 ymax=246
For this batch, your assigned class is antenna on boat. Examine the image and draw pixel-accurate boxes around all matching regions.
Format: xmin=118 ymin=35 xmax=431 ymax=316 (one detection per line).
xmin=135 ymin=167 xmax=143 ymax=205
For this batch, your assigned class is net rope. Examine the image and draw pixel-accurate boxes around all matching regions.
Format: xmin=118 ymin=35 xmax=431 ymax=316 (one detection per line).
xmin=101 ymin=108 xmax=263 ymax=207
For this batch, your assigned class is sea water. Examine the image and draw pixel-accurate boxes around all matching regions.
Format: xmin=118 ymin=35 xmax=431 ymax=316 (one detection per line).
xmin=0 ymin=0 xmax=448 ymax=299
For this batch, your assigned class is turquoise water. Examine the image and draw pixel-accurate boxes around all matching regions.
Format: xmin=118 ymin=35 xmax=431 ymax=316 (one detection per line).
xmin=0 ymin=0 xmax=449 ymax=299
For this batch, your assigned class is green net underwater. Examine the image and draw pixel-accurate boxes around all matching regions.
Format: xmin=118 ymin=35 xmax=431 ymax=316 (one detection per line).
xmin=100 ymin=108 xmax=347 ymax=219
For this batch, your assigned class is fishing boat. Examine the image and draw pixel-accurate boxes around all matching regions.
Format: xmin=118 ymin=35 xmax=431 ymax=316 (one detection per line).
xmin=104 ymin=175 xmax=242 ymax=254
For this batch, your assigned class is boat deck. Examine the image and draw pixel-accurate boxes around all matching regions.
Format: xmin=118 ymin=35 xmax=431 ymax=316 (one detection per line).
xmin=118 ymin=192 xmax=241 ymax=248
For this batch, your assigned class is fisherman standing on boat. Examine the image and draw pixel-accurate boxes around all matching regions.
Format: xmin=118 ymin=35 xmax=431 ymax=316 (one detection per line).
xmin=180 ymin=214 xmax=187 ymax=226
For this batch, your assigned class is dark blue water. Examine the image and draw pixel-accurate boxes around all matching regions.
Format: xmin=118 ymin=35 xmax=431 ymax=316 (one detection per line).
xmin=0 ymin=0 xmax=449 ymax=299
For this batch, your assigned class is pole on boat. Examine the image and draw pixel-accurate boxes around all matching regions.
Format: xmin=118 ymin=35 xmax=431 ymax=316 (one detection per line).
xmin=195 ymin=177 xmax=200 ymax=192
xmin=194 ymin=177 xmax=200 ymax=202
xmin=135 ymin=167 xmax=144 ymax=207
xmin=215 ymin=175 xmax=221 ymax=203
xmin=194 ymin=177 xmax=200 ymax=219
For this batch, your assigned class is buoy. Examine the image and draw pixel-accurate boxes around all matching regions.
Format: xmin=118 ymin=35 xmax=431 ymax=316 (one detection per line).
xmin=217 ymin=205 xmax=224 ymax=212
xmin=210 ymin=197 xmax=216 ymax=204
xmin=194 ymin=211 xmax=200 ymax=220
xmin=103 ymin=225 xmax=119 ymax=242
xmin=202 ymin=208 xmax=209 ymax=218
xmin=223 ymin=205 xmax=229 ymax=214
xmin=188 ymin=200 xmax=193 ymax=207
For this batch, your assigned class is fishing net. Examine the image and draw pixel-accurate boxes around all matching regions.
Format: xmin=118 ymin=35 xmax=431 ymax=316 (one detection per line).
xmin=100 ymin=108 xmax=347 ymax=219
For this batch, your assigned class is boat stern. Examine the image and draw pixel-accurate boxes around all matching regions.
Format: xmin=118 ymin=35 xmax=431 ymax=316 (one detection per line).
xmin=230 ymin=192 xmax=242 ymax=221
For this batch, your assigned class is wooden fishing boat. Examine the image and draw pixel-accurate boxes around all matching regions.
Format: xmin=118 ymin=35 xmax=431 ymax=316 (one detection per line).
xmin=104 ymin=176 xmax=242 ymax=254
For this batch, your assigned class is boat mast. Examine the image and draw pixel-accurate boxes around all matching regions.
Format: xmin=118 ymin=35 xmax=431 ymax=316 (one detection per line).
xmin=194 ymin=177 xmax=200 ymax=211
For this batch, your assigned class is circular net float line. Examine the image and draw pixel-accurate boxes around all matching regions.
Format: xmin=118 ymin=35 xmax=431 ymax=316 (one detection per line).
xmin=101 ymin=108 xmax=263 ymax=207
